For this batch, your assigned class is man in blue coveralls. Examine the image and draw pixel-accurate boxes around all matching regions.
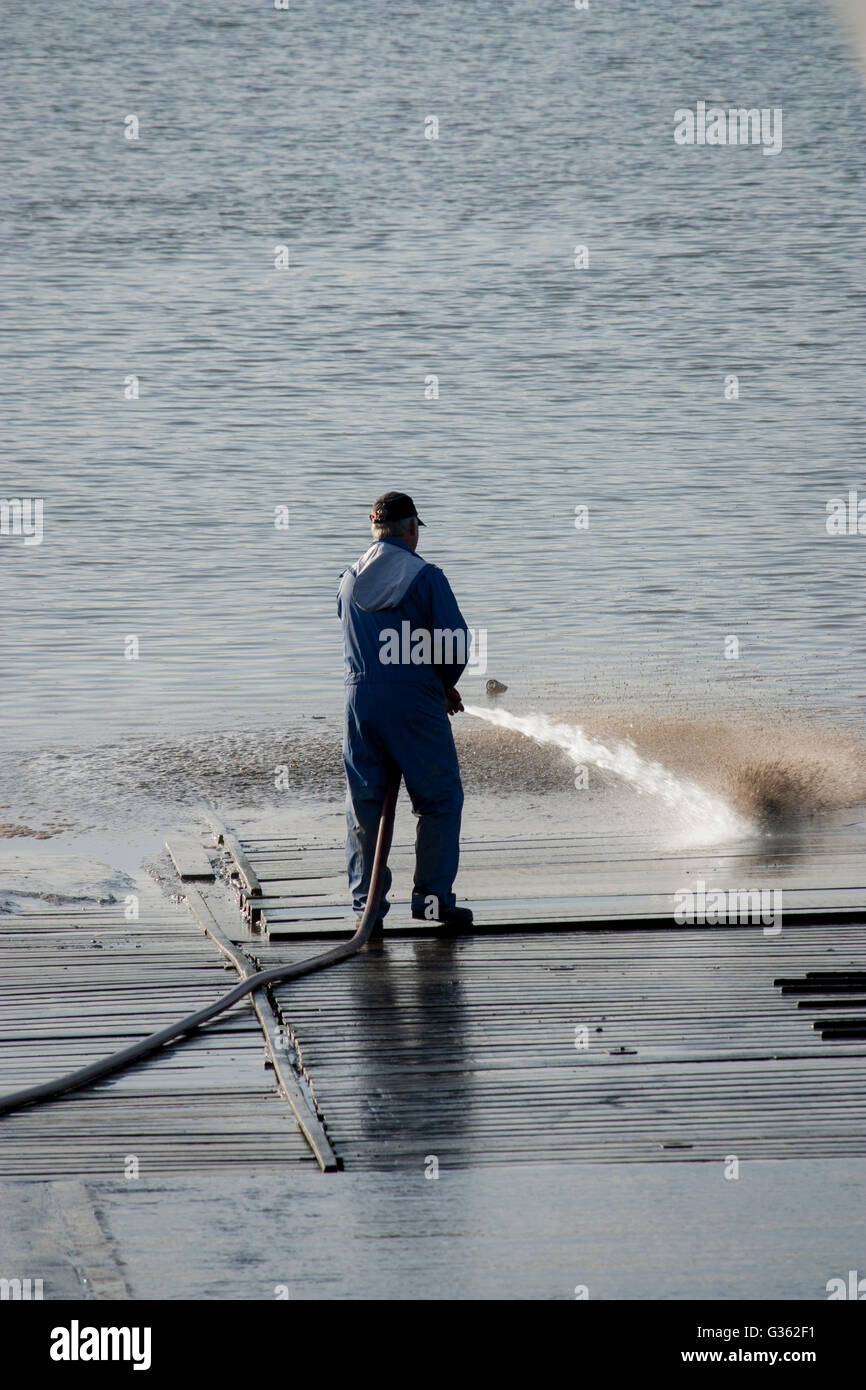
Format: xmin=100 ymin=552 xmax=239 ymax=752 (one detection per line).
xmin=337 ymin=491 xmax=473 ymax=933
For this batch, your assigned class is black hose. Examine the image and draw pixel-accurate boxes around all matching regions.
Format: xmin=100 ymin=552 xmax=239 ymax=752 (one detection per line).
xmin=0 ymin=773 xmax=402 ymax=1118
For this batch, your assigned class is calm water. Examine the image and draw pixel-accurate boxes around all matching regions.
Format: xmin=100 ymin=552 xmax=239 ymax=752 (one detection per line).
xmin=2 ymin=0 xmax=865 ymax=766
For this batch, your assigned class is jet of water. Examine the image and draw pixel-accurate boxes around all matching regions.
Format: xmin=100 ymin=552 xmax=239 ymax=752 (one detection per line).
xmin=463 ymin=705 xmax=750 ymax=845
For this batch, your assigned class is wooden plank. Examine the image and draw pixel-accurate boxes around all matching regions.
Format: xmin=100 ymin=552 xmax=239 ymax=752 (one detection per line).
xmin=203 ymin=810 xmax=263 ymax=898
xmin=165 ymin=838 xmax=215 ymax=881
xmin=262 ymin=902 xmax=866 ymax=939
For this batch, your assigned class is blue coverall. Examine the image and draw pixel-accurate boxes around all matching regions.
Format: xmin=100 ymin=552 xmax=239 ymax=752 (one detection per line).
xmin=337 ymin=536 xmax=469 ymax=920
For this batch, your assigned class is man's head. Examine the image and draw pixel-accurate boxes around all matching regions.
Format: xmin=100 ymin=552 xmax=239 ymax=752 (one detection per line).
xmin=369 ymin=492 xmax=425 ymax=552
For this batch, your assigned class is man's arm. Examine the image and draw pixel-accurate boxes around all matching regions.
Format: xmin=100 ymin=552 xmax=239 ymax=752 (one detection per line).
xmin=422 ymin=565 xmax=470 ymax=691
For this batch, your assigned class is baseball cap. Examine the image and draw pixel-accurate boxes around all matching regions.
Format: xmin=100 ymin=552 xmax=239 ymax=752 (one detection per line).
xmin=369 ymin=491 xmax=425 ymax=525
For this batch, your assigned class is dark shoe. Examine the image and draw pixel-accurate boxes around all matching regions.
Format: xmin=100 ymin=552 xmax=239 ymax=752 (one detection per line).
xmin=411 ymin=904 xmax=473 ymax=933
xmin=440 ymin=905 xmax=473 ymax=933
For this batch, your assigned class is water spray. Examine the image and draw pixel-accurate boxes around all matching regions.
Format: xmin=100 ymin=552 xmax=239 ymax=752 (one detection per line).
xmin=464 ymin=704 xmax=749 ymax=844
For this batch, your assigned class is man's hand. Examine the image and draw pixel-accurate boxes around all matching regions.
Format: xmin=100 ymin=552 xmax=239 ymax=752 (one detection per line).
xmin=445 ymin=687 xmax=463 ymax=716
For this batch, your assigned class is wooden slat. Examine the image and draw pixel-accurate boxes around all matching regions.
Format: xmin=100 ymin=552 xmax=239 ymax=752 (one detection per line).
xmin=204 ymin=810 xmax=263 ymax=898
xmin=165 ymin=838 xmax=215 ymax=881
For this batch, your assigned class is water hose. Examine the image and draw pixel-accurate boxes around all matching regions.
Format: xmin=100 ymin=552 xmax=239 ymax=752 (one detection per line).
xmin=0 ymin=771 xmax=402 ymax=1118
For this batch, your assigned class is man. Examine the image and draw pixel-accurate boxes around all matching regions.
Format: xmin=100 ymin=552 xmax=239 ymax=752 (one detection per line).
xmin=337 ymin=491 xmax=473 ymax=933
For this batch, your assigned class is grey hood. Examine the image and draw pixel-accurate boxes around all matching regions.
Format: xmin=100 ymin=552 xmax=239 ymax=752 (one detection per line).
xmin=350 ymin=540 xmax=428 ymax=611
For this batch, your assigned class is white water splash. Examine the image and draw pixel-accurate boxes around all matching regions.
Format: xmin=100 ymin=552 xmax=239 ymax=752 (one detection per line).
xmin=464 ymin=705 xmax=751 ymax=845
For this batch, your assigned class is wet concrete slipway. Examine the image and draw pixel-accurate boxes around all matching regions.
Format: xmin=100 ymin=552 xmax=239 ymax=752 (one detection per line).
xmin=1 ymin=713 xmax=865 ymax=1300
